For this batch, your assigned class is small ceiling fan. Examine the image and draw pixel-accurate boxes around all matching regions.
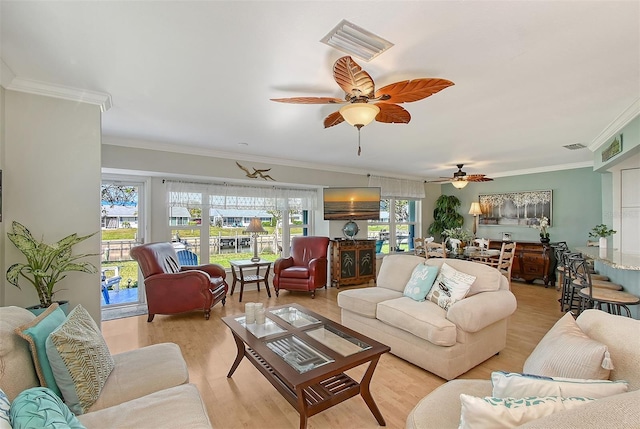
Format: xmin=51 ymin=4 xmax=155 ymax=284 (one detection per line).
xmin=271 ymin=56 xmax=454 ymax=155
xmin=428 ymin=164 xmax=494 ymax=189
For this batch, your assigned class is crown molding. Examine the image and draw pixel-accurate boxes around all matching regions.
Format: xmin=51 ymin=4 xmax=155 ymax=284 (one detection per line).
xmin=3 ymin=76 xmax=112 ymax=112
xmin=102 ymin=136 xmax=424 ymax=181
xmin=488 ymin=161 xmax=594 ymax=178
xmin=589 ymin=98 xmax=640 ymax=151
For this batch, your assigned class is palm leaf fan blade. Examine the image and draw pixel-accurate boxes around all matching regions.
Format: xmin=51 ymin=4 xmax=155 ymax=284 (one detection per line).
xmin=324 ymin=111 xmax=345 ymax=128
xmin=270 ymin=97 xmax=345 ymax=104
xmin=375 ymin=78 xmax=454 ymax=103
xmin=333 ymin=56 xmax=375 ymax=99
xmin=375 ymin=103 xmax=411 ymax=124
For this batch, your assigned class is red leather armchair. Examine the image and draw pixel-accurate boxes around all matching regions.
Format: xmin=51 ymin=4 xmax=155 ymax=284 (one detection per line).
xmin=130 ymin=242 xmax=228 ymax=322
xmin=273 ymin=236 xmax=330 ymax=298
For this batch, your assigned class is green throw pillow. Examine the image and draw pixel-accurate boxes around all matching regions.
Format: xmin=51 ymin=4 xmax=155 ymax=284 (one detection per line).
xmin=9 ymin=387 xmax=86 ymax=429
xmin=403 ymin=264 xmax=439 ymax=301
xmin=14 ymin=303 xmax=66 ymax=397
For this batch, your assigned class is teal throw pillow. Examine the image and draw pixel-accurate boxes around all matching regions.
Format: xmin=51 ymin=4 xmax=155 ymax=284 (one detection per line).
xmin=14 ymin=303 xmax=66 ymax=397
xmin=403 ymin=264 xmax=439 ymax=301
xmin=9 ymin=387 xmax=86 ymax=429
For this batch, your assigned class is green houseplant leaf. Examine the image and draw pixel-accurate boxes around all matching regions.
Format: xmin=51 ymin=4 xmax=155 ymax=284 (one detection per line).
xmin=428 ymin=195 xmax=464 ymax=237
xmin=6 ymin=221 xmax=98 ymax=308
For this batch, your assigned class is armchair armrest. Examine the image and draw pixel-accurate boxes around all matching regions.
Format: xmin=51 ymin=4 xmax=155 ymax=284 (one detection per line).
xmin=307 ymin=257 xmax=327 ymax=276
xmin=181 ymin=263 xmax=226 ymax=279
xmin=145 ymin=270 xmax=212 ymax=294
xmin=446 ymin=290 xmax=517 ymax=333
xmin=274 ymin=257 xmax=294 ymax=273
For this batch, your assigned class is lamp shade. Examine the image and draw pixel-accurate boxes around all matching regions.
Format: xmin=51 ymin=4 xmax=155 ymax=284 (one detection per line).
xmin=452 ymin=180 xmax=468 ymax=189
xmin=245 ymin=217 xmax=266 ymax=233
xmin=469 ymin=202 xmax=483 ymax=216
xmin=339 ymin=103 xmax=380 ymax=127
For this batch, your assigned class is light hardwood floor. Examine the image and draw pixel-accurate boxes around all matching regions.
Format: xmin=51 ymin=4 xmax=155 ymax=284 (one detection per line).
xmin=101 ymin=280 xmax=564 ymax=429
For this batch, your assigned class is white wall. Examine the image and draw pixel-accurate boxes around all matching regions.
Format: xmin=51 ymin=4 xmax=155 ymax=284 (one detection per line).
xmin=2 ymin=91 xmax=102 ymax=322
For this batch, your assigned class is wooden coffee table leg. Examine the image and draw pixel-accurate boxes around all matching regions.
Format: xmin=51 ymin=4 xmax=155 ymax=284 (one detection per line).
xmin=227 ymin=334 xmax=246 ymax=378
xmin=360 ymin=356 xmax=386 ymax=426
xmin=295 ymin=386 xmax=309 ymax=429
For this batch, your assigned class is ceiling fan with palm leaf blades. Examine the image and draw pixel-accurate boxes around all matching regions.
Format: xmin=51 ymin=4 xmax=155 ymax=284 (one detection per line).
xmin=427 ymin=164 xmax=494 ymax=189
xmin=271 ymin=56 xmax=454 ymax=155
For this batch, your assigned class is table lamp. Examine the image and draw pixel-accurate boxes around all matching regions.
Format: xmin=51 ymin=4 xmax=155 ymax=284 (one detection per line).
xmin=245 ymin=217 xmax=266 ymax=262
xmin=468 ymin=202 xmax=483 ymax=236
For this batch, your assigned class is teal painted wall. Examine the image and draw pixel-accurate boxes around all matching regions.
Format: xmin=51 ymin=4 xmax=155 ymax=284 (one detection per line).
xmin=594 ymin=116 xmax=640 ymax=171
xmin=441 ymin=167 xmax=602 ymax=248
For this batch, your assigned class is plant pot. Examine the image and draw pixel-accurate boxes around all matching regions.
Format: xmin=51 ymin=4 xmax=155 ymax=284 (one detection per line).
xmin=599 ymin=237 xmax=607 ymax=248
xmin=540 ymin=237 xmax=550 ymax=244
xmin=26 ymin=300 xmax=70 ymax=316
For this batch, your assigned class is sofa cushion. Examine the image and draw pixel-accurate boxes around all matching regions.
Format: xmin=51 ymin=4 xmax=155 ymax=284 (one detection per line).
xmin=77 ymin=384 xmax=212 ymax=429
xmin=523 ymin=312 xmax=612 ymax=380
xmin=576 ymin=309 xmax=640 ymax=391
xmin=88 ymin=342 xmax=189 ymax=412
xmin=459 ymin=394 xmax=595 ymax=429
xmin=377 ymin=254 xmax=425 ymax=292
xmin=425 ymin=258 xmax=504 ymax=295
xmin=426 ymin=263 xmax=475 ymax=311
xmin=337 ymin=287 xmax=402 ymax=318
xmin=0 ymin=389 xmax=10 ymax=429
xmin=491 ymin=371 xmax=629 ymax=399
xmin=46 ymin=305 xmax=115 ymax=414
xmin=0 ymin=307 xmax=40 ymax=401
xmin=14 ymin=303 xmax=66 ymax=397
xmin=9 ymin=387 xmax=85 ymax=429
xmin=403 ymin=264 xmax=439 ymax=302
xmin=376 ymin=297 xmax=456 ymax=346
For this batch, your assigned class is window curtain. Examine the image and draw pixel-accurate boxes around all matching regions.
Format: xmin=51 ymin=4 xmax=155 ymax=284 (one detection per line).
xmin=165 ymin=180 xmax=318 ymax=211
xmin=368 ymin=175 xmax=425 ymax=199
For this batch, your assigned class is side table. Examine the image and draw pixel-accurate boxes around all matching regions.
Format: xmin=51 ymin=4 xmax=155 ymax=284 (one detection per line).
xmin=229 ymin=259 xmax=273 ymax=302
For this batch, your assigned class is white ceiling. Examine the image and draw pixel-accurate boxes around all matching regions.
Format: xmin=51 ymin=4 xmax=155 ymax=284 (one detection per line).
xmin=2 ymin=1 xmax=639 ymax=181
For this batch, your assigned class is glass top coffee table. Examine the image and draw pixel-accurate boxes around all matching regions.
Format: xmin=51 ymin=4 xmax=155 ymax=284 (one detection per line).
xmin=222 ymin=303 xmax=390 ymax=429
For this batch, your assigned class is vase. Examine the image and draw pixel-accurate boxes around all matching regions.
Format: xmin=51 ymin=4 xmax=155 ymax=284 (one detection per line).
xmin=540 ymin=237 xmax=550 ymax=244
xmin=599 ymin=237 xmax=607 ymax=248
xmin=26 ymin=300 xmax=70 ymax=316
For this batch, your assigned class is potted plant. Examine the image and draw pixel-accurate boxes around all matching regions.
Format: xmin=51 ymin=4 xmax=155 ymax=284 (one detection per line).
xmin=533 ymin=216 xmax=550 ymax=243
xmin=428 ymin=195 xmax=464 ymax=238
xmin=442 ymin=227 xmax=474 ymax=253
xmin=6 ymin=221 xmax=97 ymax=313
xmin=589 ymin=224 xmax=616 ymax=249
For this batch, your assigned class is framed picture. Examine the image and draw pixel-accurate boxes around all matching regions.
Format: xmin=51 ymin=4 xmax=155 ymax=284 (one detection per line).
xmin=479 ymin=190 xmax=552 ymax=227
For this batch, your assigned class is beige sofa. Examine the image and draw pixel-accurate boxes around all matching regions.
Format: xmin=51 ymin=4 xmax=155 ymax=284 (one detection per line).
xmin=337 ymin=255 xmax=517 ymax=380
xmin=406 ymin=309 xmax=640 ymax=428
xmin=0 ymin=306 xmax=212 ymax=428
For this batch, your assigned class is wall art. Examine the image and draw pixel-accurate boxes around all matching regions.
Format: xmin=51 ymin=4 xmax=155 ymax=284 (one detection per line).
xmin=478 ymin=190 xmax=552 ymax=227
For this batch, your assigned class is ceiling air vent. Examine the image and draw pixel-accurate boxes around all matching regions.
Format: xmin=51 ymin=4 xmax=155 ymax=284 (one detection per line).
xmin=563 ymin=143 xmax=587 ymax=150
xmin=320 ymin=19 xmax=393 ymax=62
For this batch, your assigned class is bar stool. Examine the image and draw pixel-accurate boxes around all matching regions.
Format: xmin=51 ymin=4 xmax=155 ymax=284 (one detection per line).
xmin=570 ymin=255 xmax=640 ymax=317
xmin=551 ymin=242 xmax=568 ymax=291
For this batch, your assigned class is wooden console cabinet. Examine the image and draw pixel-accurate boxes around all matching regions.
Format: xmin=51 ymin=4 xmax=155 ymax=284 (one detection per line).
xmin=330 ymin=239 xmax=376 ymax=288
xmin=489 ymin=240 xmax=552 ymax=286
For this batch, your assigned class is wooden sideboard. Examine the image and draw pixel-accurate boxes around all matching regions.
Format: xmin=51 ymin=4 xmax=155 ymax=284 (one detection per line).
xmin=330 ymin=239 xmax=376 ymax=288
xmin=488 ymin=240 xmax=553 ymax=286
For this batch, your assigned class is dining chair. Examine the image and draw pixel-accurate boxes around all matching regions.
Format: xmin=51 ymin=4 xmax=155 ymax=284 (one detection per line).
xmin=425 ymin=241 xmax=447 ymax=258
xmin=413 ymin=237 xmax=426 ymax=257
xmin=481 ymin=241 xmax=516 ymax=284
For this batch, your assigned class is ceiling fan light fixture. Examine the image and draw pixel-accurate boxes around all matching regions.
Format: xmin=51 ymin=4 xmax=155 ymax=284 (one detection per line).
xmin=321 ymin=19 xmax=394 ymax=62
xmin=452 ymin=179 xmax=469 ymax=189
xmin=339 ymin=103 xmax=380 ymax=127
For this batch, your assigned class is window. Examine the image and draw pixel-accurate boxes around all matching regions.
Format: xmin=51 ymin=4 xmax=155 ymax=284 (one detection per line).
xmin=166 ymin=181 xmax=317 ymax=267
xmin=368 ymin=198 xmax=420 ymax=253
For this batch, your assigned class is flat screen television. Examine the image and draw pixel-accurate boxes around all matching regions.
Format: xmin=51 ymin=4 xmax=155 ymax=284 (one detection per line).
xmin=323 ymin=187 xmax=381 ymax=220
